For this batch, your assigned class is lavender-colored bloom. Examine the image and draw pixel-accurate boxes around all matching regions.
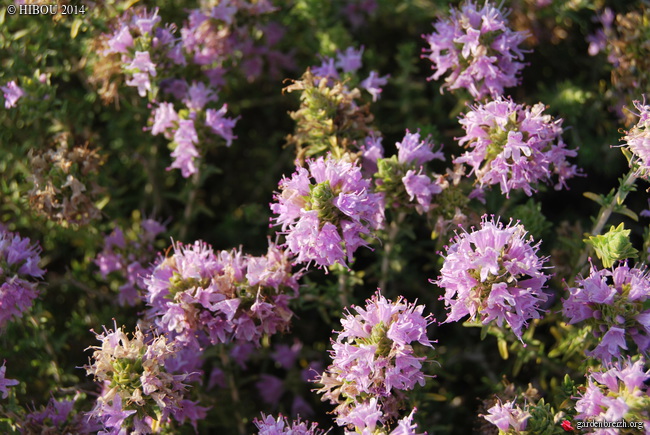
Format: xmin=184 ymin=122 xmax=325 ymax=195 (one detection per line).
xmin=183 ymin=81 xmax=217 ymax=111
xmin=205 ymin=105 xmax=238 ymax=146
xmin=563 ymin=262 xmax=650 ymax=363
xmin=271 ymin=156 xmax=384 ymax=269
xmin=256 ymin=374 xmax=285 ymax=405
xmin=396 ymin=130 xmax=443 ymax=166
xmin=125 ymin=52 xmax=157 ymax=97
xmin=421 ymin=0 xmax=528 ymax=99
xmin=454 ymin=97 xmax=581 ymax=197
xmin=390 ymin=408 xmax=426 ymax=435
xmin=105 ymin=25 xmax=133 ymax=54
xmin=402 ymin=169 xmax=442 ymax=213
xmin=169 ymin=119 xmax=200 ymax=178
xmin=316 ymin=292 xmax=433 ymax=431
xmin=360 ymin=71 xmax=388 ymax=102
xmin=85 ymin=325 xmax=199 ymax=433
xmin=1 ymin=81 xmax=24 ymax=109
xmin=575 ymin=359 xmax=650 ymax=432
xmin=151 ymin=102 xmax=179 ymax=138
xmin=483 ymin=400 xmax=530 ymax=432
xmin=254 ymin=413 xmax=328 ymax=435
xmin=622 ymin=99 xmax=650 ymax=175
xmin=20 ymin=395 xmax=102 ymax=433
xmin=132 ymin=7 xmax=161 ymax=35
xmin=336 ymin=46 xmax=364 ymax=73
xmin=94 ymin=219 xmax=166 ymax=307
xmin=144 ymin=240 xmax=299 ymax=349
xmin=434 ymin=216 xmax=550 ymax=341
xmin=0 ymin=228 xmax=44 ymax=329
xmin=312 ymin=57 xmax=340 ymax=80
xmin=0 ymin=361 xmax=18 ymax=398
xmin=272 ymin=341 xmax=302 ymax=370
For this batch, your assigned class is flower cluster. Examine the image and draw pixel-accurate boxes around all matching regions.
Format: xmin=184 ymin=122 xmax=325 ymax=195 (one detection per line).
xmin=622 ymin=99 xmax=650 ymax=175
xmin=285 ymin=46 xmax=387 ymax=162
xmin=421 ymin=0 xmax=528 ymax=100
xmin=18 ymin=395 xmax=102 ymax=434
xmin=482 ymin=399 xmax=530 ymax=433
xmin=575 ymin=359 xmax=650 ymax=432
xmin=95 ymin=218 xmax=167 ymax=306
xmin=0 ymin=361 xmax=18 ymax=398
xmin=145 ymin=239 xmax=299 ymax=349
xmin=254 ymin=413 xmax=328 ymax=435
xmin=271 ymin=155 xmax=384 ymax=269
xmin=315 ymin=291 xmax=433 ymax=433
xmin=99 ymin=3 xmax=290 ymax=177
xmin=562 ymin=262 xmax=650 ymax=364
xmin=28 ymin=135 xmax=105 ymax=226
xmin=374 ymin=130 xmax=445 ymax=213
xmin=434 ymin=216 xmax=550 ymax=341
xmin=85 ymin=324 xmax=206 ymax=434
xmin=1 ymin=80 xmax=24 ymax=109
xmin=0 ymin=227 xmax=44 ymax=329
xmin=454 ymin=96 xmax=581 ymax=197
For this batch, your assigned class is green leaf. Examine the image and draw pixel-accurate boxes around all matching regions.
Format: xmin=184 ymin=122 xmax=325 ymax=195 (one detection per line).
xmin=586 ymin=223 xmax=638 ymax=267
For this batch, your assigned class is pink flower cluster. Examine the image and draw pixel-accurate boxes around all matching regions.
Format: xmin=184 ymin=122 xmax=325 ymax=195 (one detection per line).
xmin=19 ymin=395 xmax=102 ymax=434
xmin=271 ymin=155 xmax=384 ymax=269
xmin=94 ymin=218 xmax=166 ymax=306
xmin=454 ymin=97 xmax=581 ymax=198
xmin=85 ymin=324 xmax=207 ymax=434
xmin=0 ymin=360 xmax=18 ymax=399
xmin=144 ymin=239 xmax=299 ymax=349
xmin=102 ymin=3 xmax=291 ymax=177
xmin=482 ymin=400 xmax=530 ymax=432
xmin=0 ymin=227 xmax=44 ymax=329
xmin=434 ymin=216 xmax=550 ymax=341
xmin=562 ymin=262 xmax=650 ymax=364
xmin=254 ymin=413 xmax=328 ymax=435
xmin=421 ymin=0 xmax=528 ymax=100
xmin=622 ymin=99 xmax=650 ymax=175
xmin=316 ymin=291 xmax=432 ymax=433
xmin=575 ymin=359 xmax=650 ymax=433
xmin=311 ymin=46 xmax=389 ymax=102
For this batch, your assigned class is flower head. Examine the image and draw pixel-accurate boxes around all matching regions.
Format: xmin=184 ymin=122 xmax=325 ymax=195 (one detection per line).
xmin=0 ymin=361 xmax=18 ymax=399
xmin=1 ymin=81 xmax=25 ymax=108
xmin=316 ymin=291 xmax=433 ymax=431
xmin=434 ymin=215 xmax=550 ymax=340
xmin=271 ymin=155 xmax=384 ymax=269
xmin=0 ymin=228 xmax=44 ymax=329
xmin=421 ymin=0 xmax=528 ymax=99
xmin=622 ymin=99 xmax=650 ymax=176
xmin=254 ymin=413 xmax=327 ymax=434
xmin=562 ymin=262 xmax=650 ymax=363
xmin=454 ymin=97 xmax=581 ymax=197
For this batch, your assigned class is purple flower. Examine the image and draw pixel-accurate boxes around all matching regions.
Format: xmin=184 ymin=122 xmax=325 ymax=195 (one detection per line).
xmin=1 ymin=81 xmax=24 ymax=109
xmin=421 ymin=0 xmax=528 ymax=99
xmin=271 ymin=341 xmax=302 ymax=370
xmin=0 ymin=361 xmax=18 ymax=399
xmin=563 ymin=262 xmax=650 ymax=363
xmin=254 ymin=413 xmax=327 ymax=434
xmin=402 ymin=169 xmax=442 ymax=213
xmin=454 ymin=96 xmax=581 ymax=197
xmin=169 ymin=119 xmax=200 ymax=178
xmin=361 ymin=70 xmax=389 ymax=102
xmin=20 ymin=395 xmax=102 ymax=433
xmin=575 ymin=359 xmax=650 ymax=430
xmin=271 ymin=156 xmax=384 ymax=269
xmin=132 ymin=7 xmax=161 ymax=35
xmin=316 ymin=291 xmax=434 ymax=431
xmin=390 ymin=408 xmax=426 ymax=435
xmin=256 ymin=374 xmax=285 ymax=405
xmin=483 ymin=400 xmax=530 ymax=432
xmin=312 ymin=57 xmax=340 ymax=80
xmin=622 ymin=99 xmax=650 ymax=175
xmin=0 ymin=228 xmax=44 ymax=329
xmin=85 ymin=325 xmax=198 ymax=433
xmin=144 ymin=240 xmax=299 ymax=348
xmin=396 ymin=130 xmax=443 ymax=166
xmin=183 ymin=81 xmax=217 ymax=111
xmin=433 ymin=215 xmax=550 ymax=341
xmin=151 ymin=102 xmax=179 ymax=138
xmin=205 ymin=104 xmax=239 ymax=146
xmin=336 ymin=46 xmax=364 ymax=73
xmin=105 ymin=25 xmax=133 ymax=54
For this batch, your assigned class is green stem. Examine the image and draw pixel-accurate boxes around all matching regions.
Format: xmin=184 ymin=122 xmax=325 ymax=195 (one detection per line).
xmin=575 ymin=168 xmax=638 ymax=276
xmin=179 ymin=170 xmax=201 ymax=241
xmin=379 ymin=211 xmax=406 ymax=292
xmin=220 ymin=348 xmax=246 ymax=435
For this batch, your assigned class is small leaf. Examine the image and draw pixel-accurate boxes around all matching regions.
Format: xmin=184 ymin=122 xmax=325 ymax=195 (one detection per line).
xmin=583 ymin=191 xmax=604 ymax=206
xmin=497 ymin=337 xmax=509 ymax=360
